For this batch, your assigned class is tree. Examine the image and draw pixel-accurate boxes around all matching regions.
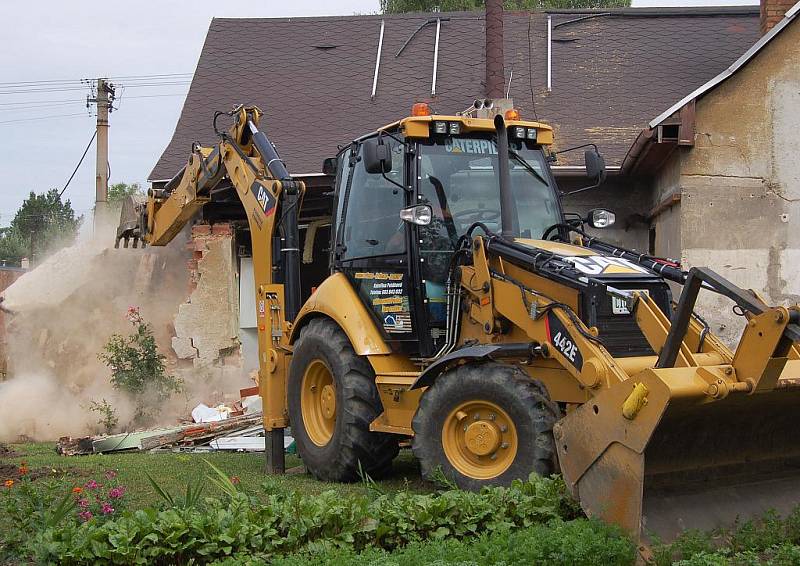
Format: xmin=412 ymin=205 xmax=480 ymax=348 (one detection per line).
xmin=108 ymin=182 xmax=144 ymax=207
xmin=380 ymin=0 xmax=628 ymax=12
xmin=0 ymin=189 xmax=82 ymax=266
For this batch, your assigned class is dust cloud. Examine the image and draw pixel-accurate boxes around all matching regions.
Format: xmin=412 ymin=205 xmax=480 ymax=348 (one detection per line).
xmin=0 ymin=226 xmax=249 ymax=442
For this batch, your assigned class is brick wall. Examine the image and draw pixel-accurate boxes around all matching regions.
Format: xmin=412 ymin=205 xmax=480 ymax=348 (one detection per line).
xmin=761 ymin=0 xmax=795 ymax=33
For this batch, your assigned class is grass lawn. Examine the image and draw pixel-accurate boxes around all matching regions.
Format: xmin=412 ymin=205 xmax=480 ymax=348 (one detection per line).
xmin=2 ymin=442 xmax=430 ymax=509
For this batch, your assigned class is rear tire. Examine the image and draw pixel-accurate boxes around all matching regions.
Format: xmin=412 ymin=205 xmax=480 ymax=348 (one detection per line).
xmin=288 ymin=318 xmax=399 ymax=481
xmin=412 ymin=362 xmax=559 ymax=490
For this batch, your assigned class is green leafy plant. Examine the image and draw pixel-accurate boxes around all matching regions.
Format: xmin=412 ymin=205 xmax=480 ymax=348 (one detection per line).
xmin=31 ymin=473 xmax=594 ymax=564
xmin=0 ymin=477 xmax=76 ymax=560
xmin=88 ymin=399 xmax=119 ymax=433
xmin=98 ymin=307 xmax=182 ymax=424
xmin=145 ymin=471 xmax=205 ymax=509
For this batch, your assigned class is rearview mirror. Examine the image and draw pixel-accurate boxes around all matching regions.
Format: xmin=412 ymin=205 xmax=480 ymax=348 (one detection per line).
xmin=585 ymin=149 xmax=606 ymax=183
xmin=322 ymin=157 xmax=337 ymax=176
xmin=362 ymin=138 xmax=392 ymax=174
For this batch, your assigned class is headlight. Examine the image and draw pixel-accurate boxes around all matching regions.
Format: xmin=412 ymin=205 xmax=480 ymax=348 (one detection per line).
xmin=513 ymin=126 xmax=526 ymax=138
xmin=448 ymin=122 xmax=461 ymax=135
xmin=400 ymin=205 xmax=433 ymax=226
xmin=526 ymin=128 xmax=537 ymax=141
xmin=588 ymin=209 xmax=616 ymax=229
xmin=433 ymin=121 xmax=447 ymax=134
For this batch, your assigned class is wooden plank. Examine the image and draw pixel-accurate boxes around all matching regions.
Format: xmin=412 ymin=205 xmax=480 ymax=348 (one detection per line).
xmin=140 ymin=413 xmax=263 ymax=450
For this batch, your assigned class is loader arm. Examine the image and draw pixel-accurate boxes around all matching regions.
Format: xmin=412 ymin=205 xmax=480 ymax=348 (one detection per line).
xmin=116 ymin=106 xmax=304 ymax=473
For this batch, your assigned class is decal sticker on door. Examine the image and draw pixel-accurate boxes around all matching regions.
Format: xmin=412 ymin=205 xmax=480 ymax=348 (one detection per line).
xmin=546 ymin=311 xmax=583 ymax=371
xmin=353 ymin=271 xmax=413 ymax=334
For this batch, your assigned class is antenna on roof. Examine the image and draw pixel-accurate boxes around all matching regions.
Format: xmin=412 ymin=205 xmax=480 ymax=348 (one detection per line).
xmin=371 ymin=20 xmax=385 ymax=100
xmin=506 ymin=69 xmax=513 ymax=98
xmin=432 ymin=17 xmax=442 ymax=96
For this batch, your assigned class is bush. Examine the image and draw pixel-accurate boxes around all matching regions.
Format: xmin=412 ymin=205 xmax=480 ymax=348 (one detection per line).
xmin=250 ymin=519 xmax=635 ymax=566
xmin=98 ymin=307 xmax=182 ymax=424
xmin=31 ymin=474 xmax=602 ymax=564
xmin=652 ymin=508 xmax=800 ymax=566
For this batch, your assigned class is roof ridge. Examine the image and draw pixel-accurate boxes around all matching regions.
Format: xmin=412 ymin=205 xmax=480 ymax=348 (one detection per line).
xmin=209 ymin=6 xmax=759 ymax=25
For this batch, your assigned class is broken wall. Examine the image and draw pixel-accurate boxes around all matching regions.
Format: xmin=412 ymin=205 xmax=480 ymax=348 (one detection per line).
xmin=657 ymin=21 xmax=800 ymax=344
xmin=172 ymin=223 xmax=249 ymax=397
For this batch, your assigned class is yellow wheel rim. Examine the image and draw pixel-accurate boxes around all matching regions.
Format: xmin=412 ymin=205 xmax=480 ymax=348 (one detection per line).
xmin=442 ymin=400 xmax=518 ymax=480
xmin=301 ymin=360 xmax=336 ymax=447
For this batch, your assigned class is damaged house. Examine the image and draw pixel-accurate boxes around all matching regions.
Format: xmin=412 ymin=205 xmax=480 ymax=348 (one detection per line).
xmin=148 ymin=0 xmax=797 ymax=369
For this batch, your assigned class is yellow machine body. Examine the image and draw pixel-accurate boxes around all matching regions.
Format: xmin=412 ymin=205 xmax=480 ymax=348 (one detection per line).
xmin=117 ymin=105 xmax=800 ymax=545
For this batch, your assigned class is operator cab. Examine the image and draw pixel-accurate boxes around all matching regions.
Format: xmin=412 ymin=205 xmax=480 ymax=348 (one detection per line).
xmin=326 ymin=104 xmax=581 ymax=358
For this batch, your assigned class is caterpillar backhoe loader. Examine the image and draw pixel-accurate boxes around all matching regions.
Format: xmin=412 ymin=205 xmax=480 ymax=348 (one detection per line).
xmin=117 ymin=103 xmax=800 ymax=544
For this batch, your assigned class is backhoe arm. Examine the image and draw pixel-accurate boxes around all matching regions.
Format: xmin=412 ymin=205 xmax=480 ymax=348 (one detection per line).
xmin=115 ymin=106 xmax=304 ymax=473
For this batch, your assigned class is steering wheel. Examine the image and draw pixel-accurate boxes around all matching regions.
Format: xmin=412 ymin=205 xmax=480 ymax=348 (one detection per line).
xmin=541 ymin=223 xmax=568 ymax=242
xmin=453 ymin=209 xmax=501 ymax=224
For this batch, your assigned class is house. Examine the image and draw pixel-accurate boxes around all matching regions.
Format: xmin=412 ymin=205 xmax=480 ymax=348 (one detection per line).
xmin=149 ymin=2 xmax=791 ymax=368
xmin=621 ymin=0 xmax=800 ymax=343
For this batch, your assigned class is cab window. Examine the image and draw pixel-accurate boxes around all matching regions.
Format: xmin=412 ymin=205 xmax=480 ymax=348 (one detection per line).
xmin=341 ymin=137 xmax=406 ymax=260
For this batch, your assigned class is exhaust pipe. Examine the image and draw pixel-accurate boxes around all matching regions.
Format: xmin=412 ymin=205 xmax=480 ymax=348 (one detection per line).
xmin=494 ymin=115 xmax=514 ymax=239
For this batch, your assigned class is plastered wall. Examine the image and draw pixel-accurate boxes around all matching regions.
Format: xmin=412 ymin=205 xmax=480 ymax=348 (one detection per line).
xmin=656 ymin=21 xmax=800 ymax=344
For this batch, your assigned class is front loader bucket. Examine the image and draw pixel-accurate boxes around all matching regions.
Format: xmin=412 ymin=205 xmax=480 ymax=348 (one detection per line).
xmin=555 ymin=370 xmax=800 ymax=543
xmin=115 ymin=194 xmax=147 ymax=249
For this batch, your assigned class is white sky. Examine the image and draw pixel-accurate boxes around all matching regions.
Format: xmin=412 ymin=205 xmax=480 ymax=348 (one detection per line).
xmin=0 ymin=1 xmax=379 ymax=226
xmin=0 ymin=0 xmax=757 ymax=226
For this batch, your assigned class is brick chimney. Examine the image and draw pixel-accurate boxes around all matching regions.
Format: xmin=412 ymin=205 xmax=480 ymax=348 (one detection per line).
xmin=761 ymin=0 xmax=795 ymax=33
xmin=485 ymin=0 xmax=505 ymax=98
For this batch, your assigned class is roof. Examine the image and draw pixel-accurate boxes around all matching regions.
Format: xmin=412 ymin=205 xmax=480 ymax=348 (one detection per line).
xmin=150 ymin=7 xmax=761 ymax=181
xmin=649 ymin=1 xmax=800 ymax=128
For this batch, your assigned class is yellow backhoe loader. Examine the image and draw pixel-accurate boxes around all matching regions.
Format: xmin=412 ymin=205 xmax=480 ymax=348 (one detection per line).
xmin=117 ymin=103 xmax=800 ymax=544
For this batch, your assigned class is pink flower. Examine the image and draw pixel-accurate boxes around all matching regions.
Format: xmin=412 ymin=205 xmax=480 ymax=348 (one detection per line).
xmin=108 ymin=486 xmax=125 ymax=499
xmin=101 ymin=502 xmax=114 ymax=515
xmin=104 ymin=470 xmax=117 ymax=480
xmin=78 ymin=510 xmax=93 ymax=522
xmin=78 ymin=498 xmax=89 ymax=508
xmin=84 ymin=480 xmax=99 ymax=490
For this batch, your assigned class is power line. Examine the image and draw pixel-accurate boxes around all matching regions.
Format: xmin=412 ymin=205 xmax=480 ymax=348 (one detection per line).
xmin=60 ymin=130 xmax=97 ymax=197
xmin=0 ymin=72 xmax=192 ymax=88
xmin=0 ymin=81 xmax=190 ymax=95
xmin=0 ymin=112 xmax=90 ymax=125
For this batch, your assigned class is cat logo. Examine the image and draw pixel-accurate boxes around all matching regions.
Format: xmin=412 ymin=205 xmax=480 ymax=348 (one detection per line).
xmin=253 ymin=181 xmax=276 ymax=216
xmin=562 ymin=255 xmax=651 ymax=276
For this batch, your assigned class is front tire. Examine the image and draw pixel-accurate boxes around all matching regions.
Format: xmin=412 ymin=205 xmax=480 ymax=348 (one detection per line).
xmin=412 ymin=362 xmax=559 ymax=490
xmin=288 ymin=318 xmax=399 ymax=481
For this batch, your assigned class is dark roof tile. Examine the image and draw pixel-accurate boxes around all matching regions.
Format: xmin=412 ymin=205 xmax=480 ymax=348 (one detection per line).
xmin=150 ymin=8 xmax=760 ymax=179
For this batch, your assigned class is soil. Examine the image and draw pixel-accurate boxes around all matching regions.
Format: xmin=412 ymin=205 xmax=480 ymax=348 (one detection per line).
xmin=0 ymin=443 xmax=20 ymax=458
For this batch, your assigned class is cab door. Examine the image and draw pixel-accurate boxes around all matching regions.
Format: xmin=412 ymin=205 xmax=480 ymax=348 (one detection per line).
xmin=333 ymin=136 xmax=420 ymax=353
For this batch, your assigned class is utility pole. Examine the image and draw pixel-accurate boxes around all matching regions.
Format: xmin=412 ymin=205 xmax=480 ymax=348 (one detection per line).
xmin=87 ymin=78 xmax=115 ymax=233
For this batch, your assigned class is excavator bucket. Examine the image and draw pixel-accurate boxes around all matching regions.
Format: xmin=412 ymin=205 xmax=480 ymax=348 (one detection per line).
xmin=556 ymin=371 xmax=800 ymax=543
xmin=556 ymin=267 xmax=800 ymax=544
xmin=115 ymin=194 xmax=146 ymax=249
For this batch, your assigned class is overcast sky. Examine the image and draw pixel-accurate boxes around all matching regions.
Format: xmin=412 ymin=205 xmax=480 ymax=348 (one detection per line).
xmin=0 ymin=1 xmax=379 ymax=226
xmin=0 ymin=0 xmax=756 ymax=227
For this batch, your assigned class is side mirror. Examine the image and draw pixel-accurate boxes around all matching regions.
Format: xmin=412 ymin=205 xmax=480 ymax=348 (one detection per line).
xmin=362 ymin=138 xmax=392 ymax=174
xmin=586 ymin=208 xmax=615 ymax=229
xmin=584 ymin=149 xmax=606 ymax=183
xmin=322 ymin=157 xmax=337 ymax=176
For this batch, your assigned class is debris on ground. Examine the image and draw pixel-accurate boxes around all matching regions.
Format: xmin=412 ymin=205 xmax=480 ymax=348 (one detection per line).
xmin=56 ymin=387 xmax=294 ymax=455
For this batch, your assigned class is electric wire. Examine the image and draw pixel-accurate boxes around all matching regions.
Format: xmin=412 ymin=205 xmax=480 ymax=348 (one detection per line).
xmin=59 ymin=130 xmax=97 ymax=197
xmin=0 ymin=112 xmax=89 ymax=125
